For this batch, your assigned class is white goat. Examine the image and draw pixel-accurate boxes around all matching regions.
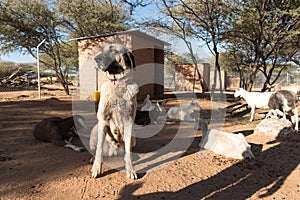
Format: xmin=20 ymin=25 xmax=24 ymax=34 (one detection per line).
xmin=234 ymin=88 xmax=274 ymax=121
xmin=266 ymin=90 xmax=299 ymax=131
xmin=198 ymin=118 xmax=254 ymax=160
xmin=150 ymin=102 xmax=166 ymax=124
xmin=138 ymin=94 xmax=166 ymax=124
xmin=141 ymin=94 xmax=156 ymax=111
xmin=167 ymin=99 xmax=201 ymax=122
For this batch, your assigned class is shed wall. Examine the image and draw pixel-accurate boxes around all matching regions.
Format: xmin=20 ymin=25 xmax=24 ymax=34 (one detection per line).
xmin=78 ymin=32 xmax=165 ymax=101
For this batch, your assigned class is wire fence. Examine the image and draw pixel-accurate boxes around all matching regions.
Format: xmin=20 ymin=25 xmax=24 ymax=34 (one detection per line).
xmin=253 ymin=72 xmax=297 ymax=88
xmin=1 ymin=64 xmax=299 ymax=94
xmin=165 ymin=65 xmax=300 ymax=93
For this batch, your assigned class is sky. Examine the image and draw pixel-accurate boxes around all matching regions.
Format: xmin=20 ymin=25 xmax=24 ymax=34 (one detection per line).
xmin=0 ymin=51 xmax=36 ymax=63
xmin=0 ymin=1 xmax=211 ymax=63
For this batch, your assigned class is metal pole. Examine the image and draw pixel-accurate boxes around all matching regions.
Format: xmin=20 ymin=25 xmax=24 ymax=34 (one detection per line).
xmin=37 ymin=39 xmax=46 ymax=99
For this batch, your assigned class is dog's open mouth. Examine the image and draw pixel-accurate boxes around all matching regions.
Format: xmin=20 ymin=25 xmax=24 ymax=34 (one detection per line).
xmin=105 ymin=67 xmax=124 ymax=81
xmin=106 ymin=71 xmax=126 ymax=81
xmin=94 ymin=44 xmax=136 ymax=82
xmin=105 ymin=61 xmax=125 ymax=74
xmin=105 ymin=64 xmax=132 ymax=81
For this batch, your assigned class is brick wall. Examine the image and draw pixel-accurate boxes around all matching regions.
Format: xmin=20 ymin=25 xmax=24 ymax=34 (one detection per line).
xmin=175 ymin=63 xmax=210 ymax=92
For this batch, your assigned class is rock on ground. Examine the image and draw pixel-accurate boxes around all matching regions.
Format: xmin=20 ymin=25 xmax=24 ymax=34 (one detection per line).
xmin=254 ymin=118 xmax=294 ymax=137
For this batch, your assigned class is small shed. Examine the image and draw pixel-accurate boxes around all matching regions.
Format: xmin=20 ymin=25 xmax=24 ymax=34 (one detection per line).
xmin=75 ymin=29 xmax=169 ymax=101
xmin=175 ymin=63 xmax=210 ymax=92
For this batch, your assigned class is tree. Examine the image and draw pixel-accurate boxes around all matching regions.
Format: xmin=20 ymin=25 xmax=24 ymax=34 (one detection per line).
xmin=225 ymin=0 xmax=300 ymax=91
xmin=180 ymin=0 xmax=228 ymax=96
xmin=219 ymin=49 xmax=251 ymax=88
xmin=56 ymin=0 xmax=130 ymax=38
xmin=0 ymin=61 xmax=35 ymax=79
xmin=146 ymin=0 xmax=228 ymax=97
xmin=256 ymin=1 xmax=299 ymax=91
xmin=0 ymin=0 xmax=72 ymax=93
xmin=0 ymin=0 xmax=131 ymax=95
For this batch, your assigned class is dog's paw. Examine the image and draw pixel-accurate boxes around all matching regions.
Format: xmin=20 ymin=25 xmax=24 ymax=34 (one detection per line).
xmin=89 ymin=156 xmax=95 ymax=164
xmin=126 ymin=170 xmax=137 ymax=180
xmin=91 ymin=161 xmax=102 ymax=178
xmin=75 ymin=146 xmax=85 ymax=152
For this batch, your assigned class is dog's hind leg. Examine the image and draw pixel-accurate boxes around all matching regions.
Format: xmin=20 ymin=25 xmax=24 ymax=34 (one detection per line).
xmin=91 ymin=122 xmax=106 ymax=178
xmin=293 ymin=107 xmax=298 ymax=131
xmin=124 ymin=124 xmax=137 ymax=180
xmin=64 ymin=139 xmax=84 ymax=152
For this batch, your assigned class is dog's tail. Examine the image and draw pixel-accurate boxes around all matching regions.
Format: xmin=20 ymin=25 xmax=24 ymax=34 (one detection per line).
xmin=89 ymin=124 xmax=98 ymax=151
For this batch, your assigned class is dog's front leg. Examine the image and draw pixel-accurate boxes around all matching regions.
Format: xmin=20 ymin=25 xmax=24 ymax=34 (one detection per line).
xmin=124 ymin=125 xmax=137 ymax=180
xmin=91 ymin=122 xmax=105 ymax=178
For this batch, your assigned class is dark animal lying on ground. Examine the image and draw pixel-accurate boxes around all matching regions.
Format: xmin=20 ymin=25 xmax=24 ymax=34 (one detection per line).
xmin=135 ymin=110 xmax=151 ymax=125
xmin=135 ymin=102 xmax=165 ymax=125
xmin=33 ymin=115 xmax=86 ymax=151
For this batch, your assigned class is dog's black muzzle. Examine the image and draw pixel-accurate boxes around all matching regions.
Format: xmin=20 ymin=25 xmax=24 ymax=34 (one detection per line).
xmin=104 ymin=61 xmax=125 ymax=75
xmin=94 ymin=44 xmax=136 ymax=78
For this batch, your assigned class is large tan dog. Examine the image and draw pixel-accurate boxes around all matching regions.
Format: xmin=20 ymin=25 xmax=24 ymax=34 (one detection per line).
xmin=91 ymin=44 xmax=138 ymax=179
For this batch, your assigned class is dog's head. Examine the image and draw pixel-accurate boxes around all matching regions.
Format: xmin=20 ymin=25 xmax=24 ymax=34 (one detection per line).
xmin=94 ymin=44 xmax=136 ymax=81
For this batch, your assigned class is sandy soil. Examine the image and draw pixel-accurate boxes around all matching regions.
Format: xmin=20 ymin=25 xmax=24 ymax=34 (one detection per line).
xmin=0 ymin=88 xmax=299 ymax=200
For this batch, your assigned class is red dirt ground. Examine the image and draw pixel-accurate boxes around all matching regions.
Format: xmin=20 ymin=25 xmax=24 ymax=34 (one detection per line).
xmin=0 ymin=88 xmax=299 ymax=200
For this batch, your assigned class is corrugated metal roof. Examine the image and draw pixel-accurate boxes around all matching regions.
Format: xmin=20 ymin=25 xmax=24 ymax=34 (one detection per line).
xmin=70 ymin=29 xmax=170 ymax=45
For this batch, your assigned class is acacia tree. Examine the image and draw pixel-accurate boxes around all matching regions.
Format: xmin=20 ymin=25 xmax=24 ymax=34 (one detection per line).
xmin=0 ymin=0 xmax=73 ymax=93
xmin=150 ymin=0 xmax=228 ymax=97
xmin=220 ymin=46 xmax=252 ymax=88
xmin=180 ymin=0 xmax=228 ymax=96
xmin=225 ymin=0 xmax=300 ymax=91
xmin=158 ymin=0 xmax=209 ymax=93
xmin=0 ymin=0 xmax=146 ymax=94
xmin=56 ymin=0 xmax=130 ymax=38
xmin=253 ymin=0 xmax=299 ymax=91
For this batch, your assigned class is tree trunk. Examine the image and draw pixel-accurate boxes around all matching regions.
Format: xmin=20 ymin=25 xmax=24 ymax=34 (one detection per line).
xmin=56 ymin=71 xmax=70 ymax=95
xmin=60 ymin=78 xmax=70 ymax=95
xmin=62 ymin=82 xmax=70 ymax=95
xmin=238 ymin=70 xmax=243 ymax=88
xmin=247 ymin=63 xmax=259 ymax=92
xmin=216 ymin=64 xmax=223 ymax=93
xmin=215 ymin=50 xmax=223 ymax=94
xmin=211 ymin=48 xmax=223 ymax=100
xmin=211 ymin=68 xmax=217 ymax=100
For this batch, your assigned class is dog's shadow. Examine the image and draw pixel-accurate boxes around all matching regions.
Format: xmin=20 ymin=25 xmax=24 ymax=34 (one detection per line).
xmin=132 ymin=122 xmax=200 ymax=175
xmin=100 ymin=168 xmax=120 ymax=178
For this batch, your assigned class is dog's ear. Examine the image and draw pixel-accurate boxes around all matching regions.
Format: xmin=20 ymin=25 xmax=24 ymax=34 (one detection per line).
xmin=94 ymin=53 xmax=108 ymax=70
xmin=94 ymin=44 xmax=135 ymax=71
xmin=123 ymin=52 xmax=136 ymax=70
